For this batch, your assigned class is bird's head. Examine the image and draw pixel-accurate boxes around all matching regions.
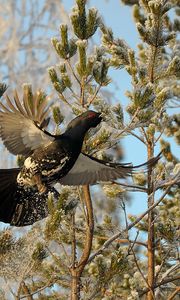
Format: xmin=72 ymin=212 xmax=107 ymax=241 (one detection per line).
xmin=63 ymin=110 xmax=102 ymax=144
xmin=67 ymin=110 xmax=102 ymax=131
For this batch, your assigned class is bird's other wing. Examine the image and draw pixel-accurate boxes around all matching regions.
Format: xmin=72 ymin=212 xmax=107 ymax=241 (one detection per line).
xmin=59 ymin=152 xmax=161 ymax=186
xmin=0 ymin=90 xmax=55 ymax=156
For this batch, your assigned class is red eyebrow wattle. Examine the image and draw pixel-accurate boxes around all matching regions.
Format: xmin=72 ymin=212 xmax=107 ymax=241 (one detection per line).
xmin=88 ymin=112 xmax=97 ymax=118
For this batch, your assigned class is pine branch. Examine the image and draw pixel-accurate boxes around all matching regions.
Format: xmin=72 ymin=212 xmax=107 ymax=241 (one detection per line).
xmin=88 ymin=182 xmax=175 ymax=263
xmin=139 ymin=275 xmax=180 ymax=297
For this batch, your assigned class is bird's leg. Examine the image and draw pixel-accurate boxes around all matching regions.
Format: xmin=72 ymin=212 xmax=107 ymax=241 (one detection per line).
xmin=33 ymin=173 xmax=47 ymax=194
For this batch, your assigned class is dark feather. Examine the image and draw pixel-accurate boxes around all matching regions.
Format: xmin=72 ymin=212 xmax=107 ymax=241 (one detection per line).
xmin=59 ymin=152 xmax=161 ymax=186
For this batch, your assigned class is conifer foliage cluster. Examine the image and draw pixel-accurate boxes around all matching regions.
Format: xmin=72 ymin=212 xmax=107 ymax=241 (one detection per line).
xmin=0 ymin=0 xmax=179 ymax=299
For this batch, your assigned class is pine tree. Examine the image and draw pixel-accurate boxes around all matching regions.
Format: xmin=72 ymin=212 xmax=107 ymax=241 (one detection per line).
xmin=0 ymin=0 xmax=179 ymax=299
xmin=0 ymin=0 xmax=69 ymax=168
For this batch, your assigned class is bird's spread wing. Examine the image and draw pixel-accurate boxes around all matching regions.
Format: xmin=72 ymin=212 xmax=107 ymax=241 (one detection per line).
xmin=59 ymin=152 xmax=161 ymax=186
xmin=0 ymin=91 xmax=55 ymax=156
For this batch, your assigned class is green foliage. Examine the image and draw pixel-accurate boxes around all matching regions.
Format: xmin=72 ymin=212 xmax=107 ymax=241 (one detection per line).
xmin=93 ymin=58 xmax=111 ymax=86
xmin=1 ymin=0 xmax=179 ymax=299
xmin=71 ymin=0 xmax=101 ymax=40
xmin=76 ymin=40 xmax=88 ymax=77
xmin=48 ymin=67 xmax=66 ymax=94
xmin=52 ymin=106 xmax=64 ymax=125
xmin=32 ymin=242 xmax=48 ymax=262
xmin=52 ymin=24 xmax=77 ymax=59
xmin=101 ymin=25 xmax=131 ymax=69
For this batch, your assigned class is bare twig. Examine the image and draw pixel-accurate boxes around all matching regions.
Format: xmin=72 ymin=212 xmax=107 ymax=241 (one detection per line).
xmin=69 ymin=86 xmax=80 ymax=101
xmin=58 ymin=92 xmax=71 ymax=107
xmin=71 ymin=212 xmax=77 ymax=269
xmin=87 ymin=84 xmax=101 ymax=107
xmin=21 ymin=282 xmax=33 ymax=300
xmin=20 ymin=280 xmax=58 ymax=299
xmin=155 ymin=263 xmax=180 ymax=298
xmin=59 ymin=241 xmax=71 ymax=265
xmin=155 ymin=249 xmax=171 ymax=281
xmin=115 ymin=108 xmax=140 ymax=138
xmin=141 ymin=127 xmax=148 ymax=144
xmin=156 ymin=172 xmax=180 ymax=190
xmin=128 ymin=231 xmax=139 ymax=254
xmin=112 ymin=181 xmax=147 ymax=192
xmin=155 ymin=128 xmax=165 ymax=143
xmin=46 ymin=246 xmax=69 ymax=271
xmin=167 ymin=287 xmax=180 ymax=300
xmin=127 ymin=129 xmax=145 ymax=144
xmin=105 ymin=108 xmax=142 ymax=151
xmin=131 ymin=239 xmax=155 ymax=300
xmin=139 ymin=275 xmax=180 ymax=297
xmin=96 ymin=236 xmax=147 ymax=248
xmin=67 ymin=59 xmax=81 ymax=85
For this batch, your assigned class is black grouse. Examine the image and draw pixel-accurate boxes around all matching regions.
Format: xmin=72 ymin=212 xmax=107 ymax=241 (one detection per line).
xmin=0 ymin=91 xmax=160 ymax=226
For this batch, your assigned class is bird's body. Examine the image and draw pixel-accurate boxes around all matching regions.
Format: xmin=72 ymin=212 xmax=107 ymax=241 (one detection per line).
xmin=17 ymin=137 xmax=78 ymax=192
xmin=16 ymin=111 xmax=101 ymax=192
xmin=0 ymin=89 xmax=160 ymax=226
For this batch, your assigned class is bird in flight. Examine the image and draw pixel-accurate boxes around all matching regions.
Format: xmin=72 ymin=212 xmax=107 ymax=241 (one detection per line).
xmin=0 ymin=89 xmax=160 ymax=226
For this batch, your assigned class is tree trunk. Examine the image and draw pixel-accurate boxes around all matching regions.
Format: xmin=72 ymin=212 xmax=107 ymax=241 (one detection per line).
xmin=71 ymin=269 xmax=81 ymax=300
xmin=70 ymin=185 xmax=94 ymax=299
xmin=147 ymin=143 xmax=155 ymax=300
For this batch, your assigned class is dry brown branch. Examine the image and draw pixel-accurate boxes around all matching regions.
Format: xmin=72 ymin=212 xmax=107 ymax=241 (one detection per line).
xmin=97 ymin=236 xmax=147 ymax=248
xmin=167 ymin=287 xmax=180 ymax=300
xmin=78 ymin=186 xmax=94 ymax=270
xmin=21 ymin=282 xmax=33 ymax=300
xmin=70 ymin=185 xmax=94 ymax=300
xmin=87 ymin=84 xmax=101 ymax=107
xmin=71 ymin=212 xmax=77 ymax=269
xmin=16 ymin=281 xmax=33 ymax=300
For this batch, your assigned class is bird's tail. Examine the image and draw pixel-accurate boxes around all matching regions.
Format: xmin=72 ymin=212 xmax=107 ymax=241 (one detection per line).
xmin=0 ymin=168 xmax=59 ymax=226
xmin=0 ymin=168 xmax=20 ymax=225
